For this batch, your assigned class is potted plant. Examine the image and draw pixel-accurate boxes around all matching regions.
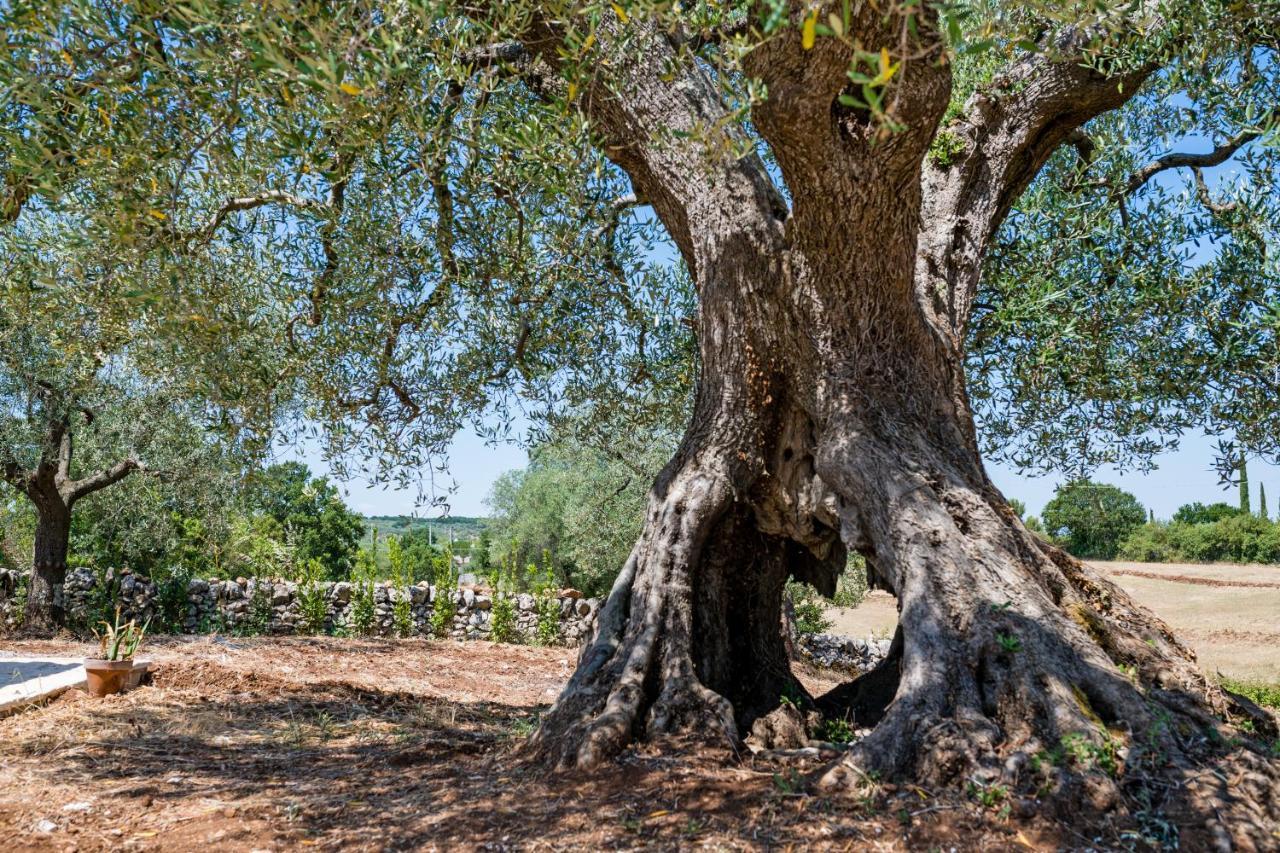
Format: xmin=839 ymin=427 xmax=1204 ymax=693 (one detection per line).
xmin=84 ymin=608 xmax=148 ymax=698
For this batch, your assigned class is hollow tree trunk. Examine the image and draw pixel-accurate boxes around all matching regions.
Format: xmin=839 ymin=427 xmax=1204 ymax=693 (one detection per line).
xmin=521 ymin=10 xmax=1278 ymax=843
xmin=24 ymin=501 xmax=71 ymax=634
xmin=530 ymin=187 xmax=1279 ymax=845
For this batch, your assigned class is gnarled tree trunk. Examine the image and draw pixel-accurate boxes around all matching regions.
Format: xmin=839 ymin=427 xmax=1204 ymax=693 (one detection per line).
xmin=514 ymin=4 xmax=1279 ymax=843
xmin=25 ymin=499 xmax=71 ymax=634
xmin=3 ymin=408 xmax=140 ymax=634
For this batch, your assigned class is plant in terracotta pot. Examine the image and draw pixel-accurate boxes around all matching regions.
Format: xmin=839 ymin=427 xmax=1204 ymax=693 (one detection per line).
xmin=85 ymin=608 xmax=148 ymax=698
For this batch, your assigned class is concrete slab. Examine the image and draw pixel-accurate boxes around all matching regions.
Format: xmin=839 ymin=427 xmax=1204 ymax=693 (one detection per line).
xmin=0 ymin=656 xmax=85 ymax=716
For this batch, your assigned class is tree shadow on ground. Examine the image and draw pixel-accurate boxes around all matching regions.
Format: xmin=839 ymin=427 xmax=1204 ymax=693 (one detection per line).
xmin=8 ymin=635 xmax=1272 ymax=849
xmin=2 ymin=663 xmax=1051 ymax=850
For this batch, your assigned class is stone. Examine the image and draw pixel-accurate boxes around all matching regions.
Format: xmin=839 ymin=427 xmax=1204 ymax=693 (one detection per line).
xmin=559 ymin=588 xmax=583 ymax=599
xmin=331 ymin=582 xmax=353 ymax=603
xmin=188 ymin=579 xmax=209 ymax=595
xmin=272 ymin=584 xmax=291 ymax=605
xmin=473 ymin=595 xmax=491 ymax=611
xmin=461 ymin=588 xmax=475 ymax=608
xmin=575 ymin=599 xmax=592 ymax=617
xmin=409 ymin=586 xmax=427 ymax=604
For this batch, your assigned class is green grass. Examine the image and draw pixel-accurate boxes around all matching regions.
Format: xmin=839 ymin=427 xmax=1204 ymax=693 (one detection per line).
xmin=1221 ymin=678 xmax=1280 ymax=710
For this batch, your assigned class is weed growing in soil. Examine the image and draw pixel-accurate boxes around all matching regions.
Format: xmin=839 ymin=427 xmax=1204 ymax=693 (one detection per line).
xmin=772 ymin=768 xmax=804 ymax=795
xmin=967 ymin=781 xmax=1008 ymax=809
xmin=816 ymin=716 xmax=855 ymax=745
xmin=1221 ymin=677 xmax=1280 ymax=710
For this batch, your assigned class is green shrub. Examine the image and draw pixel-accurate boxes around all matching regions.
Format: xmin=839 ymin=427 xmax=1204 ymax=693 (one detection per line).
xmin=534 ymin=592 xmax=560 ymax=646
xmin=1117 ymin=523 xmax=1172 ymax=562
xmin=7 ymin=573 xmax=29 ymax=628
xmin=151 ymin=565 xmax=193 ymax=633
xmin=429 ymin=587 xmax=455 ymax=638
xmin=1172 ymin=502 xmax=1244 ymax=525
xmin=1119 ymin=516 xmax=1280 ymax=564
xmin=831 ymin=554 xmax=868 ymax=609
xmin=348 ymin=550 xmax=377 ymax=636
xmin=1043 ymin=480 xmax=1146 ymax=559
xmin=234 ymin=581 xmax=274 ymax=636
xmin=388 ymin=536 xmax=414 ymax=638
xmin=295 ymin=558 xmax=329 ymax=634
xmin=490 ymin=593 xmax=518 ymax=643
xmin=787 ymin=581 xmax=832 ymax=635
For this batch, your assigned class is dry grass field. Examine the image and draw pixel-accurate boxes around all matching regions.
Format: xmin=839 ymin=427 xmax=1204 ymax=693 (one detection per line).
xmin=827 ymin=560 xmax=1280 ymax=683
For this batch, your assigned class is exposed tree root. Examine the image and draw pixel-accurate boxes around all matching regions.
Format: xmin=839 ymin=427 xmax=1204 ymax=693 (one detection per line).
xmin=807 ymin=427 xmax=1280 ymax=846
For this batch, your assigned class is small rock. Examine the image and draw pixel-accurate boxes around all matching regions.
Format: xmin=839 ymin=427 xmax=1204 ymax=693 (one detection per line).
xmin=35 ymin=819 xmax=57 ymax=833
xmin=61 ymin=802 xmax=91 ymax=813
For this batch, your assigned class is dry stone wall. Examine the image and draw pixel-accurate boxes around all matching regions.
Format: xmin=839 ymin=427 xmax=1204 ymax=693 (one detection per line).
xmin=0 ymin=566 xmax=600 ymax=646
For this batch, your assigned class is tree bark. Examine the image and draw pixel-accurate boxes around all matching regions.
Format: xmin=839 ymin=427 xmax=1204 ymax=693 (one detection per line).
xmin=509 ymin=4 xmax=1279 ymax=840
xmin=25 ymin=500 xmax=71 ymax=634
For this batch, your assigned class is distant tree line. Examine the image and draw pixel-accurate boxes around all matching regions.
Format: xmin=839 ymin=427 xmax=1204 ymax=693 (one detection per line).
xmin=1019 ymin=466 xmax=1280 ymax=565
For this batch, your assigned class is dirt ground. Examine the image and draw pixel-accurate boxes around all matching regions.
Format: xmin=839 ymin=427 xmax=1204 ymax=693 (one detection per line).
xmin=828 ymin=560 xmax=1280 ymax=682
xmin=0 ymin=635 xmax=1191 ymax=852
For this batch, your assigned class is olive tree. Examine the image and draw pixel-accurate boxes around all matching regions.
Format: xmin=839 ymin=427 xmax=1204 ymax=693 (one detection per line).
xmin=4 ymin=0 xmax=1280 ymax=837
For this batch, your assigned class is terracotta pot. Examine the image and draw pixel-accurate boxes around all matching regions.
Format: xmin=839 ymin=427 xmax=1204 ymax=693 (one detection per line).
xmin=83 ymin=659 xmax=135 ymax=698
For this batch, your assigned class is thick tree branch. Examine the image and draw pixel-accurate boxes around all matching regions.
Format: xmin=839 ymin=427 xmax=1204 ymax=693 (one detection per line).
xmin=513 ymin=12 xmax=785 ymax=275
xmin=915 ymin=44 xmax=1156 ymax=348
xmin=68 ymin=456 xmax=140 ymax=502
xmin=56 ymin=430 xmax=72 ymax=482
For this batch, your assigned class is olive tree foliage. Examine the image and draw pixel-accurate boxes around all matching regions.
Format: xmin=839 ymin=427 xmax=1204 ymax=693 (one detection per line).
xmin=8 ymin=1 xmax=1271 ymax=487
xmin=969 ymin=31 xmax=1280 ymax=479
xmin=2 ymin=0 xmax=691 ymax=503
xmin=486 ymin=421 xmax=678 ymax=596
xmin=6 ymin=0 xmax=1280 ymax=830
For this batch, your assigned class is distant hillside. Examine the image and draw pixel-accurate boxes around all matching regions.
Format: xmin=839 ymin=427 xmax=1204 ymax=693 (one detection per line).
xmin=363 ymin=515 xmax=487 ymax=543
